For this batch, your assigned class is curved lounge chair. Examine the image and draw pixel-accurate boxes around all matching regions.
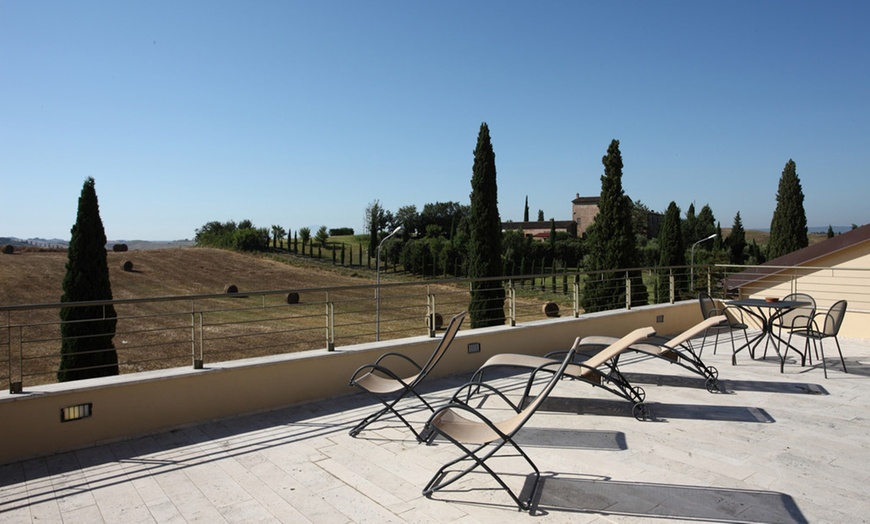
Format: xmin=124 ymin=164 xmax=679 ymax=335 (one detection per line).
xmin=468 ymin=326 xmax=657 ymax=421
xmin=422 ymin=326 xmax=654 ymax=510
xmin=348 ymin=311 xmax=466 ymax=440
xmin=570 ymin=315 xmax=728 ymax=392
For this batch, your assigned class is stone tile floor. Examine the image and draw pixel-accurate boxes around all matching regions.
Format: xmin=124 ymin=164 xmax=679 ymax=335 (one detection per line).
xmin=2 ymin=336 xmax=870 ymax=523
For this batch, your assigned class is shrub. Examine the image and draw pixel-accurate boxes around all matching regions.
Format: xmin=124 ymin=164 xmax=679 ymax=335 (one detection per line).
xmin=112 ymin=243 xmax=128 ymax=252
xmin=1 ymin=244 xmax=13 ymax=254
xmin=232 ymin=227 xmax=269 ymax=251
xmin=121 ymin=260 xmax=134 ymax=272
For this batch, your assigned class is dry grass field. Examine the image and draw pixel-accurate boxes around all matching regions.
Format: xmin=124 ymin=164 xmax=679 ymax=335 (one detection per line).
xmin=1 ymin=247 xmax=471 ymax=388
xmin=0 ymin=246 xmax=377 ymax=306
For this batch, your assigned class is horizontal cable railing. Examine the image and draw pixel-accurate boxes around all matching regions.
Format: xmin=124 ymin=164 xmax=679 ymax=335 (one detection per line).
xmin=2 ymin=263 xmax=867 ymax=392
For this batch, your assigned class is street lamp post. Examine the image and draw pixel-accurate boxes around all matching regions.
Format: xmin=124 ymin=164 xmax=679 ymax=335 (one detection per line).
xmin=376 ymin=226 xmax=403 ymax=341
xmin=691 ymin=233 xmax=717 ymax=290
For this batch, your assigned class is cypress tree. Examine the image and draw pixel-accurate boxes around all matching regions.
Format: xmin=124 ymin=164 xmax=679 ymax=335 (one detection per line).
xmin=683 ymin=203 xmax=698 ymax=247
xmin=696 ymin=204 xmax=716 ymax=241
xmin=582 ymin=139 xmax=646 ymax=312
xmin=768 ymin=159 xmax=808 ymax=259
xmin=467 ymin=122 xmax=505 ymax=328
xmin=58 ymin=177 xmax=119 ymax=381
xmin=657 ymin=201 xmax=685 ymax=301
xmin=826 ymin=225 xmax=834 ymax=239
xmin=523 ymin=195 xmax=530 ymax=222
xmin=726 ymin=211 xmax=747 ymax=264
xmin=369 ymin=205 xmax=379 ymax=260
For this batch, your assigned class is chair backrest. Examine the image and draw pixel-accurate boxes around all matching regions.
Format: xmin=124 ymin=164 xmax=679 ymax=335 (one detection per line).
xmin=497 ymin=326 xmax=655 ymax=438
xmin=573 ymin=326 xmax=657 ymax=371
xmin=665 ymin=315 xmax=727 ymax=349
xmin=499 ymin=346 xmax=577 ymax=438
xmin=698 ymin=292 xmax=717 ymax=319
xmin=779 ymin=293 xmax=816 ymax=327
xmin=417 ymin=311 xmax=466 ymax=381
xmin=821 ymin=300 xmax=847 ymax=336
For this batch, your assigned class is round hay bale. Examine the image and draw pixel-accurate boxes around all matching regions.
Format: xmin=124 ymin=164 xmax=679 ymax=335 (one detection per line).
xmin=285 ymin=292 xmax=300 ymax=304
xmin=1 ymin=244 xmax=14 ymax=255
xmin=427 ymin=312 xmax=444 ymax=330
xmin=224 ymin=284 xmax=239 ymax=294
xmin=112 ymin=243 xmax=128 ymax=252
xmin=542 ymin=302 xmax=560 ymax=318
xmin=121 ymin=260 xmax=134 ymax=272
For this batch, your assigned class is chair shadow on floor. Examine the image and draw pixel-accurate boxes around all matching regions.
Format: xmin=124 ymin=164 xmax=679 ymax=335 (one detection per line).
xmin=538 ymin=396 xmax=776 ymax=423
xmin=622 ymin=371 xmax=830 ymax=395
xmin=528 ymin=473 xmax=808 ymax=523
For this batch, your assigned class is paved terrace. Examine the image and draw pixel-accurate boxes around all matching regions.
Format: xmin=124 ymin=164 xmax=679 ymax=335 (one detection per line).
xmin=2 ymin=337 xmax=870 ymax=523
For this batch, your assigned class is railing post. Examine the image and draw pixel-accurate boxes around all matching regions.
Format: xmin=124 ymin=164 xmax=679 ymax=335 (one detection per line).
xmin=625 ymin=272 xmax=631 ymax=310
xmin=9 ymin=323 xmax=23 ymax=393
xmin=326 ymin=292 xmax=335 ymax=351
xmin=193 ymin=311 xmax=204 ymax=369
xmin=426 ymin=286 xmax=436 ymax=338
xmin=573 ymin=275 xmax=580 ymax=317
xmin=509 ymin=280 xmax=517 ymax=327
xmin=669 ymin=269 xmax=675 ymax=304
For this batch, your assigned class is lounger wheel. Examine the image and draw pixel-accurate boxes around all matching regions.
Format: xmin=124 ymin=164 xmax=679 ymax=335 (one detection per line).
xmin=632 ymin=403 xmax=649 ymax=421
xmin=631 ymin=386 xmax=646 ymax=403
xmin=705 ymin=376 xmax=720 ymax=393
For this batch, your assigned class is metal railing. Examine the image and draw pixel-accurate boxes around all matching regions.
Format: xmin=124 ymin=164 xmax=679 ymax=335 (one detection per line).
xmin=3 ymin=263 xmax=867 ymax=392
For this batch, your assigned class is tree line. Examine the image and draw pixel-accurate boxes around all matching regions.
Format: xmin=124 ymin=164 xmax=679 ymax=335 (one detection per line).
xmin=57 ymin=127 xmax=815 ymax=380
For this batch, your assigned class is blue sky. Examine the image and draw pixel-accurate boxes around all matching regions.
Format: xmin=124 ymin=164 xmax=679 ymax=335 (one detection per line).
xmin=2 ymin=1 xmax=868 ymax=241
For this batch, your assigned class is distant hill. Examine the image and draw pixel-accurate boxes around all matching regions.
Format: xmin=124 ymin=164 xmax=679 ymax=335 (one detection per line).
xmin=0 ymin=237 xmax=193 ymax=250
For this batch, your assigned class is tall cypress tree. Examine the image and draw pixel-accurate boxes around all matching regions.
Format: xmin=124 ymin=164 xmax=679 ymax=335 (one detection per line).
xmin=726 ymin=211 xmax=747 ymax=264
xmin=467 ymin=122 xmax=505 ymax=328
xmin=582 ymin=139 xmax=646 ymax=312
xmin=523 ymin=195 xmax=530 ymax=222
xmin=683 ymin=203 xmax=698 ymax=247
xmin=657 ymin=201 xmax=685 ymax=301
xmin=58 ymin=177 xmax=119 ymax=381
xmin=768 ymin=159 xmax=808 ymax=259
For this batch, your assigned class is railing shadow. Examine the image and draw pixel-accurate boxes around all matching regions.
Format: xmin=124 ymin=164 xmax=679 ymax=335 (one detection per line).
xmin=0 ymin=392 xmax=377 ymax=512
xmin=528 ymin=473 xmax=808 ymax=523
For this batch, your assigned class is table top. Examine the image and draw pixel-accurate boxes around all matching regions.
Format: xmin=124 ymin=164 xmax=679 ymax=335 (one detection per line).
xmin=728 ymin=298 xmax=811 ymax=309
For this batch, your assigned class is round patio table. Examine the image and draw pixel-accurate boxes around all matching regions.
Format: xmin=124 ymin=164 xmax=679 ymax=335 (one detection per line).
xmin=727 ymin=298 xmax=812 ymax=372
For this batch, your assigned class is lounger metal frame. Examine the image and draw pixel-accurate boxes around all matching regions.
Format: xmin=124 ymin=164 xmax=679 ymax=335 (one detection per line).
xmin=348 ymin=311 xmax=466 ymax=440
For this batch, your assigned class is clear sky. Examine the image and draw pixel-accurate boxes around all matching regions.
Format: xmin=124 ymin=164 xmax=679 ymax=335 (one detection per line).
xmin=2 ymin=1 xmax=868 ymax=241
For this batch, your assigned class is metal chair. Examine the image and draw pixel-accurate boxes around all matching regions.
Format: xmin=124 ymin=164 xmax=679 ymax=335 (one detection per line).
xmin=763 ymin=292 xmax=815 ymax=360
xmin=698 ymin=291 xmax=750 ymax=358
xmin=348 ymin=311 xmax=466 ymax=440
xmin=788 ymin=300 xmax=848 ymax=378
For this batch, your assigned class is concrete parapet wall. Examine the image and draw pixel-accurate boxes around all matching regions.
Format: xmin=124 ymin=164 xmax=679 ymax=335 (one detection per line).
xmin=0 ymin=302 xmax=700 ymax=464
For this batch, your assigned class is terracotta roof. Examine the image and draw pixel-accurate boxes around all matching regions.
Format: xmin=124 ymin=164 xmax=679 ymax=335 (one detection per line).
xmin=572 ymin=196 xmax=600 ymax=205
xmin=726 ymin=224 xmax=870 ymax=291
xmin=502 ymin=220 xmax=576 ymax=230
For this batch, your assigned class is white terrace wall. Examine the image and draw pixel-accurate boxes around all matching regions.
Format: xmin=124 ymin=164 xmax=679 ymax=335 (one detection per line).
xmin=733 ymin=247 xmax=870 ymax=337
